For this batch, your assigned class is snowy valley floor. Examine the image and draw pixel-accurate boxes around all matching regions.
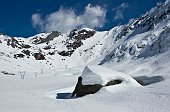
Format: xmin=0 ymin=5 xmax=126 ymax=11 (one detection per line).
xmin=0 ymin=65 xmax=170 ymax=112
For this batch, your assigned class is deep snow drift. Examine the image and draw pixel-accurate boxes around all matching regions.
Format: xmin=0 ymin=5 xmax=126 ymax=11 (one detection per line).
xmin=81 ymin=65 xmax=141 ymax=87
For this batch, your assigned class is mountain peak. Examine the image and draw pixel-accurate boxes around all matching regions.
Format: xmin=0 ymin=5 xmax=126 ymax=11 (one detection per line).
xmin=1 ymin=0 xmax=170 ymax=71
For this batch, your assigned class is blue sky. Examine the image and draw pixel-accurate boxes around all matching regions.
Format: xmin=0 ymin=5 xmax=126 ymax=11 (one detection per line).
xmin=0 ymin=0 xmax=166 ymax=37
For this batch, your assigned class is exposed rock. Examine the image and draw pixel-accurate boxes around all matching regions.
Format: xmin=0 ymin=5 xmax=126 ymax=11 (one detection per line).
xmin=68 ymin=29 xmax=78 ymax=38
xmin=6 ymin=37 xmax=31 ymax=49
xmin=33 ymin=53 xmax=45 ymax=60
xmin=105 ymin=80 xmax=122 ymax=86
xmin=22 ymin=50 xmax=30 ymax=56
xmin=21 ymin=44 xmax=31 ymax=49
xmin=14 ymin=53 xmax=25 ymax=58
xmin=58 ymin=50 xmax=74 ymax=56
xmin=7 ymin=38 xmax=19 ymax=48
xmin=72 ymin=77 xmax=102 ymax=97
xmin=75 ymin=29 xmax=95 ymax=40
xmin=48 ymin=31 xmax=61 ymax=39
xmin=48 ymin=52 xmax=55 ymax=55
xmin=58 ymin=29 xmax=95 ymax=56
xmin=32 ymin=31 xmax=60 ymax=44
xmin=66 ymin=40 xmax=83 ymax=50
xmin=1 ymin=71 xmax=15 ymax=75
xmin=11 ymin=38 xmax=18 ymax=48
xmin=43 ymin=45 xmax=51 ymax=50
xmin=72 ymin=77 xmax=123 ymax=97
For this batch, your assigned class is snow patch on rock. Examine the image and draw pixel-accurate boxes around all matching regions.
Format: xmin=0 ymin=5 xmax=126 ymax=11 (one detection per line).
xmin=81 ymin=65 xmax=141 ymax=87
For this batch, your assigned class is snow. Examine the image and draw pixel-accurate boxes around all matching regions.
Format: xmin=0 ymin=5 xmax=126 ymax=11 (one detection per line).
xmin=81 ymin=27 xmax=95 ymax=31
xmin=81 ymin=65 xmax=141 ymax=87
xmin=0 ymin=63 xmax=169 ymax=112
xmin=1 ymin=0 xmax=170 ymax=112
xmin=0 ymin=35 xmax=170 ymax=111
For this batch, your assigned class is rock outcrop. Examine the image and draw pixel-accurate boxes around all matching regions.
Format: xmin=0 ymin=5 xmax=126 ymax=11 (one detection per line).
xmin=72 ymin=77 xmax=102 ymax=97
xmin=72 ymin=76 xmax=124 ymax=97
xmin=33 ymin=53 xmax=45 ymax=60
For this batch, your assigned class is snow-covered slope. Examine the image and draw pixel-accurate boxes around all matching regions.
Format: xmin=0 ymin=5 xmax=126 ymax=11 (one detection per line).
xmin=1 ymin=0 xmax=170 ymax=74
xmin=1 ymin=0 xmax=170 ymax=112
xmin=100 ymin=1 xmax=170 ymax=64
xmin=0 ymin=29 xmax=103 ymax=71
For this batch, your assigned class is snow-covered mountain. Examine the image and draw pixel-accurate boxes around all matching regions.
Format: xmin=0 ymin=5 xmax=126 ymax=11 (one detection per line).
xmin=1 ymin=0 xmax=170 ymax=75
xmin=0 ymin=28 xmax=108 ymax=73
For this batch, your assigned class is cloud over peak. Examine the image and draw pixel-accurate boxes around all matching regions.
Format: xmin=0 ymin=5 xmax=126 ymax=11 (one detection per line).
xmin=113 ymin=3 xmax=129 ymax=20
xmin=32 ymin=4 xmax=106 ymax=33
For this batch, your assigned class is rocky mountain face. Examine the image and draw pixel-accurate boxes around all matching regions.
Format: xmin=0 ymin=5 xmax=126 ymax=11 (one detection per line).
xmin=1 ymin=0 xmax=170 ymax=73
xmin=100 ymin=0 xmax=170 ymax=64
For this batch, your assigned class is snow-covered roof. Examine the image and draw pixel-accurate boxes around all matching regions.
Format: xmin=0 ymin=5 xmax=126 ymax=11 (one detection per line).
xmin=81 ymin=65 xmax=141 ymax=87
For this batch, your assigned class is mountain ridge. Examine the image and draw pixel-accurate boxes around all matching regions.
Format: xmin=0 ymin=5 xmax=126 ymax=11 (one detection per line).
xmin=1 ymin=0 xmax=170 ymax=74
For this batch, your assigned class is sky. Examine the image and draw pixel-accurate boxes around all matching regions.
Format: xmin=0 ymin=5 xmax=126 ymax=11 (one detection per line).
xmin=0 ymin=0 xmax=166 ymax=37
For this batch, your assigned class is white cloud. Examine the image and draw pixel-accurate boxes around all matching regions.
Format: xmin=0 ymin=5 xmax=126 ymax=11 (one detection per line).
xmin=43 ymin=8 xmax=81 ymax=33
xmin=81 ymin=4 xmax=106 ymax=28
xmin=32 ymin=13 xmax=44 ymax=31
xmin=113 ymin=3 xmax=129 ymax=20
xmin=32 ymin=4 xmax=106 ymax=33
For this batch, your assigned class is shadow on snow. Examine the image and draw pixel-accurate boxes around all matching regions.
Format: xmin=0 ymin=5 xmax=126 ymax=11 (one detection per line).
xmin=56 ymin=93 xmax=77 ymax=99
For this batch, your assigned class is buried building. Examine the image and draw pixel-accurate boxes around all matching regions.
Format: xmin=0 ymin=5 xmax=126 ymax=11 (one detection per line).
xmin=72 ymin=65 xmax=142 ymax=97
